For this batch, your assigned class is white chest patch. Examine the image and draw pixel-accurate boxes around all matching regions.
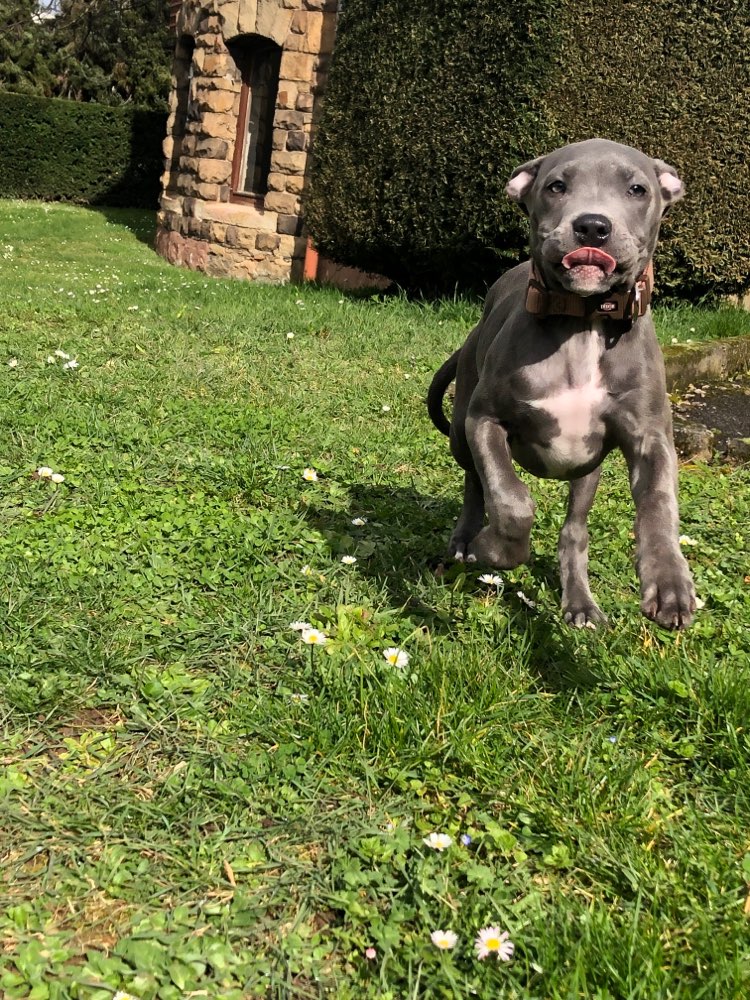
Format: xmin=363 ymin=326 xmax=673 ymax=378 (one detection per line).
xmin=529 ymin=381 xmax=607 ymax=472
xmin=526 ymin=330 xmax=607 ymax=474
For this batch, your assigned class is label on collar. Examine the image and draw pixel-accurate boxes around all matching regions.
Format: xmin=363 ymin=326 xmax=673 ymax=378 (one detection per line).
xmin=598 ymin=301 xmax=618 ymax=313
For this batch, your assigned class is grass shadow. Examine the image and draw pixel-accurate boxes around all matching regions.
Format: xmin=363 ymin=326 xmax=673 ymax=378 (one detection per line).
xmin=305 ymin=481 xmax=603 ymax=691
xmin=85 ymin=205 xmax=157 ymax=248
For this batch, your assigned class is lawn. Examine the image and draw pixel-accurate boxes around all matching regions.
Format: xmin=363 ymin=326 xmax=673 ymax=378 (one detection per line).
xmin=0 ymin=200 xmax=749 ymax=1000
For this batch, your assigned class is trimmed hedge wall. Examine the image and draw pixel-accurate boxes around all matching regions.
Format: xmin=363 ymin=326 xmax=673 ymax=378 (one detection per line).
xmin=0 ymin=92 xmax=167 ymax=208
xmin=307 ymin=0 xmax=750 ymax=299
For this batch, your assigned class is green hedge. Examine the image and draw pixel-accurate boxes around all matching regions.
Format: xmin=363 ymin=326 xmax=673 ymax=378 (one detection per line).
xmin=307 ymin=0 xmax=750 ymax=299
xmin=0 ymin=92 xmax=167 ymax=208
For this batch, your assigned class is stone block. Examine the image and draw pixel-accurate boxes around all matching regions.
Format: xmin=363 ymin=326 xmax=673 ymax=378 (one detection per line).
xmin=278 ymin=234 xmax=308 ymax=257
xmin=270 ymin=150 xmax=308 ymax=174
xmin=285 ymin=174 xmax=305 ymax=195
xmin=256 ymin=232 xmax=281 ymax=252
xmin=202 ymin=52 xmax=230 ymax=76
xmin=275 ymin=109 xmax=306 ymax=130
xmin=194 ymin=137 xmax=229 ymax=159
xmin=276 ymin=85 xmax=299 ymax=110
xmin=196 ymin=87 xmax=236 ymax=114
xmin=255 ymin=0 xmax=294 ymax=44
xmin=182 ymin=178 xmax=222 ymax=201
xmin=264 ymin=191 xmax=300 ymax=215
xmin=199 ymin=112 xmax=239 ymax=141
xmin=195 ymin=158 xmax=233 ymax=184
xmin=286 ymin=11 xmax=334 ymax=53
xmin=200 ymin=200 xmax=278 ymax=232
xmin=286 ymin=131 xmax=307 ymax=152
xmin=280 ymin=50 xmax=316 ymax=82
xmin=266 ymin=172 xmax=286 ymax=192
xmin=277 ymin=214 xmax=304 ymax=236
xmin=160 ymin=195 xmax=182 ymax=216
xmin=295 ymin=91 xmax=314 ymax=112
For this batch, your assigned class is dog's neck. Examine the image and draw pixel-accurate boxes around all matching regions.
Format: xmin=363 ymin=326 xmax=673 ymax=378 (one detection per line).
xmin=526 ymin=260 xmax=654 ymax=323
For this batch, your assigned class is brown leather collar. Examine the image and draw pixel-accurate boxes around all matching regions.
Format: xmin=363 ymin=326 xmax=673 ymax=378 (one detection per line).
xmin=525 ymin=260 xmax=654 ymax=321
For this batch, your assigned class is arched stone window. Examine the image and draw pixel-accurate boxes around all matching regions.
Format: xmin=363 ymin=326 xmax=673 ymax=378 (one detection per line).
xmin=229 ymin=35 xmax=282 ymax=200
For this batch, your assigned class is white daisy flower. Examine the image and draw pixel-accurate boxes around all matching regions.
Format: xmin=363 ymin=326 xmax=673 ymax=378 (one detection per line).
xmin=286 ymin=332 xmax=295 ymax=340
xmin=351 ymin=517 xmax=368 ymax=526
xmin=289 ymin=621 xmax=313 ymax=631
xmin=54 ymin=349 xmax=71 ymax=360
xmin=431 ymin=929 xmax=458 ymax=950
xmin=479 ymin=573 xmax=503 ymax=587
xmin=7 ymin=358 xmax=18 ymax=368
xmin=423 ymin=832 xmax=452 ymax=851
xmin=302 ymin=468 xmax=318 ymax=482
xmin=62 ymin=359 xmax=79 ymax=370
xmin=46 ymin=355 xmax=55 ymax=364
xmin=301 ymin=628 xmax=328 ymax=646
xmin=695 ymin=597 xmax=706 ymax=609
xmin=36 ymin=466 xmax=54 ymax=478
xmin=290 ymin=693 xmax=310 ymax=704
xmin=679 ymin=535 xmax=698 ymax=546
xmin=474 ymin=926 xmax=514 ymax=962
xmin=341 ymin=554 xmax=357 ymax=565
xmin=516 ymin=591 xmax=536 ymax=609
xmin=300 ymin=565 xmax=314 ymax=576
xmin=113 ymin=993 xmax=139 ymax=1000
xmin=50 ymin=473 xmax=65 ymax=484
xmin=381 ymin=404 xmax=391 ymax=412
xmin=383 ymin=647 xmax=409 ymax=669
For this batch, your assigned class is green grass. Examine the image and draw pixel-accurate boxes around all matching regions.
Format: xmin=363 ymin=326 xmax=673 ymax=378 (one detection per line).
xmin=0 ymin=200 xmax=749 ymax=1000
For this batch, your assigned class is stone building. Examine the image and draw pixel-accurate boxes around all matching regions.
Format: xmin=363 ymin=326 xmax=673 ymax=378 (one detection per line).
xmin=155 ymin=0 xmax=338 ymax=284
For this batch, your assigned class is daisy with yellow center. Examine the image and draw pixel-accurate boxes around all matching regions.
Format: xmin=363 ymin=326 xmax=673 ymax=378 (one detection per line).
xmin=302 ymin=468 xmax=318 ymax=482
xmin=423 ymin=832 xmax=452 ymax=851
xmin=430 ymin=929 xmax=458 ymax=951
xmin=301 ymin=628 xmax=328 ymax=646
xmin=383 ymin=647 xmax=409 ymax=669
xmin=474 ymin=926 xmax=514 ymax=961
xmin=341 ymin=555 xmax=357 ymax=565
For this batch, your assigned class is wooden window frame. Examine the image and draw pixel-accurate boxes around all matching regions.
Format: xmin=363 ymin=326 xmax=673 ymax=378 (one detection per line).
xmin=229 ymin=37 xmax=281 ymax=205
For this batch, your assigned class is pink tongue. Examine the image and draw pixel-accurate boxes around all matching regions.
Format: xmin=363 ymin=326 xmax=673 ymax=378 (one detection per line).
xmin=562 ymin=247 xmax=617 ymax=274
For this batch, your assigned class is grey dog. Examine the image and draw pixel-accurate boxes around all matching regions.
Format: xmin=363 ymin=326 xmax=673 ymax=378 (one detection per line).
xmin=427 ymin=138 xmax=695 ymax=629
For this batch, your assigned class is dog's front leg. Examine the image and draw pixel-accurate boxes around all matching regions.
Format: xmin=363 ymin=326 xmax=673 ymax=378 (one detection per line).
xmin=624 ymin=433 xmax=696 ymax=629
xmin=465 ymin=411 xmax=535 ymax=568
xmin=558 ymin=467 xmax=608 ymax=627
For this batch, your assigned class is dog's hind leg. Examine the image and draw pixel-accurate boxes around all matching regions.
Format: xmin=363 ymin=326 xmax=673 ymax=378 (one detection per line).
xmin=558 ymin=467 xmax=608 ymax=627
xmin=448 ymin=468 xmax=485 ymax=561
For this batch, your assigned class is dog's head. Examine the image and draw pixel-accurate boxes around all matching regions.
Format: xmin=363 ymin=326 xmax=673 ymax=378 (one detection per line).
xmin=506 ymin=138 xmax=683 ymax=296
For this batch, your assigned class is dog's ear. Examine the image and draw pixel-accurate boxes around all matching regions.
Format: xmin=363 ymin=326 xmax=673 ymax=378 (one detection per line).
xmin=506 ymin=155 xmax=545 ymax=204
xmin=653 ymin=158 xmax=684 ymax=207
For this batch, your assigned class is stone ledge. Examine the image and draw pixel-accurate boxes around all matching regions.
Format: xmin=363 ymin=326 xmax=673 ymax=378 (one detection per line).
xmin=664 ymin=335 xmax=750 ymax=392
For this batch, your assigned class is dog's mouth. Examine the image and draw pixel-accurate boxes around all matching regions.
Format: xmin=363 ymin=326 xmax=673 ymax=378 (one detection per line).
xmin=561 ymin=247 xmax=618 ymax=288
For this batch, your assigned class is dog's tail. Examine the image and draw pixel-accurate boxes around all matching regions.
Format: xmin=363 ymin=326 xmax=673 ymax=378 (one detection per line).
xmin=426 ymin=349 xmax=460 ymax=436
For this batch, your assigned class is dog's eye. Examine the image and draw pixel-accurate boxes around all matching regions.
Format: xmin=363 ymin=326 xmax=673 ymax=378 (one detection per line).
xmin=547 ymin=180 xmax=566 ymax=195
xmin=628 ymin=183 xmax=647 ymax=197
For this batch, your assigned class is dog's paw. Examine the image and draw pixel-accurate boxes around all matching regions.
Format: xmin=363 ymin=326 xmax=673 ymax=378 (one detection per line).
xmin=467 ymin=526 xmax=530 ymax=569
xmin=563 ymin=601 xmax=608 ymax=629
xmin=641 ymin=571 xmax=696 ymax=630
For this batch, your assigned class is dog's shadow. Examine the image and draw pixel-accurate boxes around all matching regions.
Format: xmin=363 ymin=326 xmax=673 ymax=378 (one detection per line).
xmin=304 ymin=481 xmax=601 ymax=691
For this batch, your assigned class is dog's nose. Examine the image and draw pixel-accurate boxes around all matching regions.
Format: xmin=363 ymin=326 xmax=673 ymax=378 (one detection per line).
xmin=572 ymin=214 xmax=612 ymax=246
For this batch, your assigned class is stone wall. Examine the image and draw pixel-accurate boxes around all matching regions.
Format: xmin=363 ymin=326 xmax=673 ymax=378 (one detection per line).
xmin=155 ymin=0 xmax=338 ymax=283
